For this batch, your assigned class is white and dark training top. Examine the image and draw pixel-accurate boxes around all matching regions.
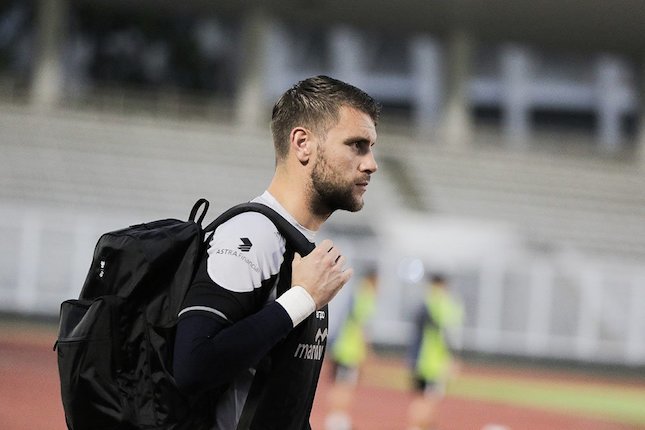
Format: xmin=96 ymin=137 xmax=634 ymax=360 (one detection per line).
xmin=173 ymin=191 xmax=328 ymax=430
xmin=180 ymin=191 xmax=316 ymax=325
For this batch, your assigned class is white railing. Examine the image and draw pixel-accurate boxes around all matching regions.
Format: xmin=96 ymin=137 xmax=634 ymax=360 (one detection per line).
xmin=3 ymin=202 xmax=643 ymax=366
xmin=2 ymin=106 xmax=644 ymax=367
xmin=367 ymin=229 xmax=645 ymax=366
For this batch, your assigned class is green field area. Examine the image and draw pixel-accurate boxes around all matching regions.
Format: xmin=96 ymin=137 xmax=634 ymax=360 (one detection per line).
xmin=364 ymin=359 xmax=645 ymax=427
xmin=450 ymin=374 xmax=645 ymax=426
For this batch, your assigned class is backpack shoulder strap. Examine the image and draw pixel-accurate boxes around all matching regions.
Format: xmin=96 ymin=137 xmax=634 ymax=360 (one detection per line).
xmin=203 ymin=202 xmax=315 ymax=256
xmin=198 ymin=201 xmax=316 ymax=430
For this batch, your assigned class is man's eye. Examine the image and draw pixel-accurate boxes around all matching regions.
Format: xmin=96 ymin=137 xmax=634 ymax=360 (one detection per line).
xmin=352 ymin=141 xmax=368 ymax=152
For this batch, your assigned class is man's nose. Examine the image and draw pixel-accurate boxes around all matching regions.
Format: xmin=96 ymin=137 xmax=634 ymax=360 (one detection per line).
xmin=361 ymin=151 xmax=378 ymax=174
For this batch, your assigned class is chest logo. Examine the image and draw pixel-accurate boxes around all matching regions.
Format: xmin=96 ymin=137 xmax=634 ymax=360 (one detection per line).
xmin=315 ymin=328 xmax=328 ymax=343
xmin=238 ymin=238 xmax=252 ymax=252
xmin=293 ymin=328 xmax=328 ymax=361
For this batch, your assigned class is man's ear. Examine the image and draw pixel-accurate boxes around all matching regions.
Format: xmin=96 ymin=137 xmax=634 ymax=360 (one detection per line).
xmin=290 ymin=127 xmax=312 ymax=164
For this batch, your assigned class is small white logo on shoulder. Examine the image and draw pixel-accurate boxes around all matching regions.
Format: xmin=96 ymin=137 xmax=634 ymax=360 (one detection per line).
xmin=315 ymin=310 xmax=326 ymax=320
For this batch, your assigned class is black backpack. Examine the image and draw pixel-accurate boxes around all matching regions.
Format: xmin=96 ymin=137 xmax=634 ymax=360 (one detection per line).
xmin=54 ymin=199 xmax=313 ymax=430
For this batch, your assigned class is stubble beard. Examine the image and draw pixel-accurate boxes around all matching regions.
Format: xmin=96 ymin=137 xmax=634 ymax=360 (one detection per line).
xmin=310 ymin=150 xmax=364 ymax=217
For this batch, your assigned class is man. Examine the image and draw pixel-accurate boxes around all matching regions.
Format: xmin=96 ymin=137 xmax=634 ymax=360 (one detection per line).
xmin=173 ymin=75 xmax=380 ymax=430
xmin=407 ymin=274 xmax=464 ymax=430
xmin=325 ymin=267 xmax=378 ymax=430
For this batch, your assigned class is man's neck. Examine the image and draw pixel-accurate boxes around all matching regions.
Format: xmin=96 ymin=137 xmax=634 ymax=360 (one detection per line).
xmin=267 ymin=177 xmax=328 ymax=231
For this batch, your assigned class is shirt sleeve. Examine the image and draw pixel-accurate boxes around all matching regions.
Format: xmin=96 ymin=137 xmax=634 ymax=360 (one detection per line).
xmin=179 ymin=212 xmax=287 ymax=323
xmin=173 ymin=303 xmax=294 ymax=394
xmin=206 ymin=211 xmax=286 ymax=293
xmin=173 ymin=212 xmax=294 ymax=394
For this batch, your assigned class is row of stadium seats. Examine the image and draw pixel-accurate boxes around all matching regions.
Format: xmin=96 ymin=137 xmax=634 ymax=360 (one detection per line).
xmin=2 ymin=103 xmax=644 ymax=262
xmin=382 ymin=135 xmax=645 ymax=262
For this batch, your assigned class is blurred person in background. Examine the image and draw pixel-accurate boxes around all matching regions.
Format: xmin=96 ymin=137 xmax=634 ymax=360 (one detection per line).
xmin=324 ymin=267 xmax=379 ymax=430
xmin=173 ymin=75 xmax=380 ymax=430
xmin=407 ymin=273 xmax=464 ymax=430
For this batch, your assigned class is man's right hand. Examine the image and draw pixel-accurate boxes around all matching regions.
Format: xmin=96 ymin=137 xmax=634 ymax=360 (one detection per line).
xmin=291 ymin=239 xmax=353 ymax=309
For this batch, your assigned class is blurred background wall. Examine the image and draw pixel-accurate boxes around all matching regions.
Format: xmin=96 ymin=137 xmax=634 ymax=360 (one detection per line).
xmin=1 ymin=0 xmax=645 ymax=368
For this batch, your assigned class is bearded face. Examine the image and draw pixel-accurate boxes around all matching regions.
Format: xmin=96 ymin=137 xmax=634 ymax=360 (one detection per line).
xmin=304 ymin=106 xmax=377 ymax=219
xmin=310 ymin=143 xmax=365 ymax=215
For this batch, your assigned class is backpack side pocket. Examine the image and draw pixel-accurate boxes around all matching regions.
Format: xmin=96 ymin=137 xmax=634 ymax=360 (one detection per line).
xmin=55 ymin=297 xmax=128 ymax=430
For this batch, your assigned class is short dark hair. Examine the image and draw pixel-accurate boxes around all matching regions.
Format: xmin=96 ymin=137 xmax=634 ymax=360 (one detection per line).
xmin=270 ymin=75 xmax=380 ymax=162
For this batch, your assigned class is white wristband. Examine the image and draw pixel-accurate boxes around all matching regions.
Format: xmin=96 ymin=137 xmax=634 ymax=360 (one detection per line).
xmin=276 ymin=285 xmax=316 ymax=327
